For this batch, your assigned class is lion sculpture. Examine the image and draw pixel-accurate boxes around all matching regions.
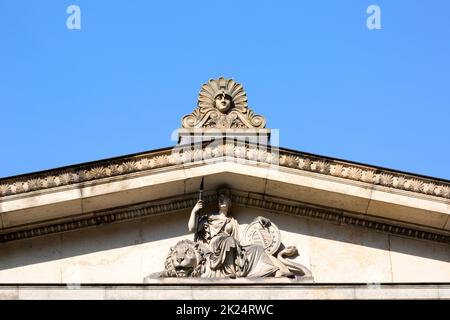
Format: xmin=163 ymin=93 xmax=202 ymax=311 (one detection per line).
xmin=146 ymin=239 xmax=312 ymax=280
xmin=160 ymin=239 xmax=206 ymax=278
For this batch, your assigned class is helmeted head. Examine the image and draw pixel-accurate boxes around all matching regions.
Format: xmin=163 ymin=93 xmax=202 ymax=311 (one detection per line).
xmin=217 ymin=188 xmax=232 ymax=212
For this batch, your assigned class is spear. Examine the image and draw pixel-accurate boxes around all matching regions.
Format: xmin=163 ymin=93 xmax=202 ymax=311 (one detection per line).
xmin=194 ymin=177 xmax=204 ymax=242
xmin=199 ymin=177 xmax=204 ymax=202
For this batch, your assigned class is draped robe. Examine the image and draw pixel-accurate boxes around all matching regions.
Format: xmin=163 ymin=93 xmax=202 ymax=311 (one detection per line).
xmin=196 ymin=213 xmax=279 ymax=278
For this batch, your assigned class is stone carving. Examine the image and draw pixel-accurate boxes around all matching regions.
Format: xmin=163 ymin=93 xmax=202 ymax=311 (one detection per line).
xmin=242 ymin=217 xmax=281 ymax=256
xmin=147 ymin=188 xmax=313 ymax=280
xmin=1 ymin=142 xmax=449 ymax=200
xmin=1 ymin=80 xmax=449 ymax=199
xmin=181 ymin=77 xmax=266 ymax=129
xmin=3 ymin=191 xmax=450 ymax=244
xmin=159 ymin=239 xmax=205 ymax=278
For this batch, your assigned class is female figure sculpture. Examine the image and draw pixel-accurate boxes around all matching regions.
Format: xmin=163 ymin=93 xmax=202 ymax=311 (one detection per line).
xmin=188 ymin=189 xmax=287 ymax=278
xmin=144 ymin=188 xmax=313 ymax=280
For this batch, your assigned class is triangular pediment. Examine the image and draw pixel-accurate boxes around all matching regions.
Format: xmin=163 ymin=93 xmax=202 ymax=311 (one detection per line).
xmin=0 ymin=78 xmax=449 ymax=298
xmin=0 ymin=143 xmax=449 ymax=244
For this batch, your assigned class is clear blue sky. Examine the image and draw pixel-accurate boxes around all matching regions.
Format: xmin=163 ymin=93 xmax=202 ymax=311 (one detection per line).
xmin=1 ymin=0 xmax=449 ymax=179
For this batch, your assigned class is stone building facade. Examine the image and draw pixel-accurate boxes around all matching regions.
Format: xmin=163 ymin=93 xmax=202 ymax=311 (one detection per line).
xmin=0 ymin=78 xmax=449 ymax=299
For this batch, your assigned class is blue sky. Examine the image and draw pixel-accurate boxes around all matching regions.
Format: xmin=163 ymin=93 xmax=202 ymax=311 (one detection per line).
xmin=1 ymin=0 xmax=449 ymax=179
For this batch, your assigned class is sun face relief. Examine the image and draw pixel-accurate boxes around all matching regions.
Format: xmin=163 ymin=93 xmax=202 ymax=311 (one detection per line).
xmin=214 ymin=91 xmax=232 ymax=114
xmin=181 ymin=77 xmax=267 ymax=129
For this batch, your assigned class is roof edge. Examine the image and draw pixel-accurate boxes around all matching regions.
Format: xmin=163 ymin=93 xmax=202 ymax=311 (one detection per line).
xmin=0 ymin=142 xmax=449 ymax=200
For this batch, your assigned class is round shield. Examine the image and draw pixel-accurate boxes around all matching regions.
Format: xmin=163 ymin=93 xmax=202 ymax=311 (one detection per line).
xmin=243 ymin=218 xmax=281 ymax=256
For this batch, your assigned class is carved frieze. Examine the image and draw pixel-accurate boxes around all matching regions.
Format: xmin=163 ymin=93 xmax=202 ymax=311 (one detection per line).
xmin=1 ymin=190 xmax=449 ymax=244
xmin=0 ymin=142 xmax=449 ymax=200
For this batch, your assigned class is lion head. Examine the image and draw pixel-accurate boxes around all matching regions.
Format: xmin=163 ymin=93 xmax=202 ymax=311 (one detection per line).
xmin=162 ymin=239 xmax=206 ymax=277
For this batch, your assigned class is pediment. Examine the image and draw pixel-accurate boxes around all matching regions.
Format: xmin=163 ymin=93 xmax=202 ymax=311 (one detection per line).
xmin=0 ymin=77 xmax=449 ymax=297
xmin=0 ymin=189 xmax=449 ymax=285
xmin=0 ymin=144 xmax=449 ymax=244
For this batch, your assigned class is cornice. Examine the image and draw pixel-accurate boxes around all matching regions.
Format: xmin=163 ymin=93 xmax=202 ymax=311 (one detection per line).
xmin=0 ymin=142 xmax=449 ymax=201
xmin=1 ymin=283 xmax=449 ymax=300
xmin=0 ymin=191 xmax=449 ymax=244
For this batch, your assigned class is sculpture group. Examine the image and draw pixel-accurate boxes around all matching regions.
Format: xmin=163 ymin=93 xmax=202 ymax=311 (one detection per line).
xmin=147 ymin=189 xmax=312 ymax=280
xmin=146 ymin=78 xmax=312 ymax=280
